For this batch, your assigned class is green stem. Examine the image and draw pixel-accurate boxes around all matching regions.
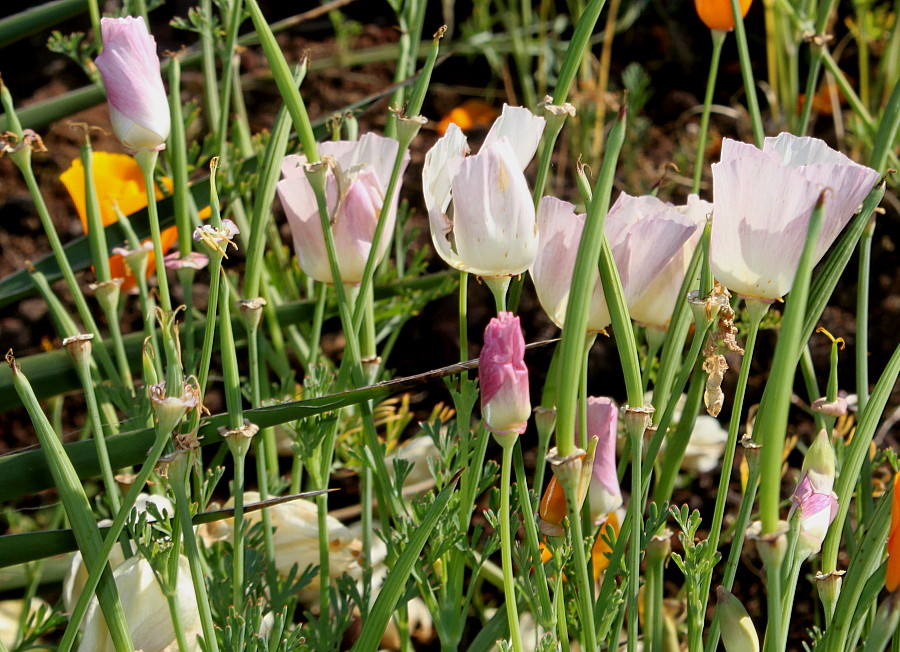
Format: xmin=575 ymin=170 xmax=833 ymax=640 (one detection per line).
xmin=698 ymin=301 xmax=767 ymax=617
xmin=757 ymin=196 xmax=826 ymax=533
xmin=134 ymin=149 xmax=172 ymax=313
xmin=703 ymin=463 xmax=761 ymax=652
xmin=556 ymin=107 xmax=626 ymax=459
xmin=499 ymin=440 xmax=524 ymax=652
xmin=513 ymin=443 xmax=555 ymax=628
xmin=485 ymin=276 xmax=511 ymax=314
xmin=170 ymin=466 xmax=220 ymax=652
xmin=857 ymin=217 xmax=875 ymax=411
xmin=231 ymin=450 xmax=246 ymax=611
xmin=565 ymin=474 xmax=598 ymax=652
xmin=200 ymin=0 xmax=221 ymax=133
xmin=729 ymin=0 xmax=765 ymax=147
xmin=459 ymin=271 xmax=469 ymax=364
xmin=16 ymin=163 xmax=120 ymax=385
xmin=762 ymin=560 xmax=784 ymax=652
xmin=626 ymin=420 xmax=644 ymax=652
xmin=692 ymin=30 xmax=726 ymax=194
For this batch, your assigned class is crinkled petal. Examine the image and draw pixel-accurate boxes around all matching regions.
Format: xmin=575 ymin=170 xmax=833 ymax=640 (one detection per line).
xmin=481 ymin=104 xmax=546 ymax=170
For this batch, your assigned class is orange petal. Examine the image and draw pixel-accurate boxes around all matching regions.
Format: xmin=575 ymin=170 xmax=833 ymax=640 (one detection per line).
xmin=694 ymin=0 xmax=753 ymax=32
xmin=436 ymin=99 xmax=498 ymax=135
xmin=591 ymin=511 xmax=620 ymax=581
xmin=62 ymin=152 xmax=185 ymax=287
xmin=887 ymin=472 xmax=900 ymax=592
xmin=539 ymin=475 xmax=568 ymax=527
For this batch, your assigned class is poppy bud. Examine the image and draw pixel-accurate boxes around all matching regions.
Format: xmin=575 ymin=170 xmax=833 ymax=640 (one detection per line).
xmin=95 ymin=16 xmax=170 ymax=152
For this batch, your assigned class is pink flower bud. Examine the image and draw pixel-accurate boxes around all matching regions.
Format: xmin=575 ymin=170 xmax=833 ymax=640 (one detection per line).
xmin=711 ymin=134 xmax=878 ymax=301
xmin=583 ymin=397 xmax=623 ymax=523
xmin=95 ymin=16 xmax=170 ymax=152
xmin=479 ymin=312 xmax=530 ymax=439
xmin=276 ymin=133 xmax=409 ymax=284
xmin=790 ymin=431 xmax=838 ymax=557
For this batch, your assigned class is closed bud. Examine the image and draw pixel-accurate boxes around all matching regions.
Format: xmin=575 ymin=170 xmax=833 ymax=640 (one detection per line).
xmin=694 ymin=0 xmax=753 ymax=32
xmin=585 ymin=397 xmax=623 ymax=524
xmin=479 ymin=312 xmax=530 ymax=442
xmin=716 ymin=586 xmax=760 ymax=652
xmin=791 ymin=430 xmax=838 ymax=557
xmin=95 ymin=17 xmax=170 ymax=152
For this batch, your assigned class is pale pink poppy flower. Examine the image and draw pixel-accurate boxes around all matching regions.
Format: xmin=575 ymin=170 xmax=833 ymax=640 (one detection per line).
xmin=530 ymin=194 xmax=699 ymax=332
xmin=582 ymin=397 xmax=623 ymax=524
xmin=711 ymin=134 xmax=879 ymax=301
xmin=95 ymin=16 xmax=170 ymax=152
xmin=479 ymin=312 xmax=530 ymax=439
xmin=276 ymin=133 xmax=409 ymax=285
xmin=423 ymin=105 xmax=545 ymax=277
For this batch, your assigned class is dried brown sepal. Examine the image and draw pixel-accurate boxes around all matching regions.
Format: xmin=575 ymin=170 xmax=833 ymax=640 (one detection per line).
xmin=702 ymin=354 xmax=727 ymax=417
xmin=700 ymin=283 xmax=745 ymax=415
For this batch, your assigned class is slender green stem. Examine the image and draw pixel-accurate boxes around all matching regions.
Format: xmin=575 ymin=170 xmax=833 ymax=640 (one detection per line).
xmin=486 ymin=276 xmax=511 ymax=314
xmin=703 ymin=463 xmax=761 ymax=652
xmin=757 ymin=197 xmax=826 ymax=533
xmin=513 ymin=443 xmax=554 ymax=628
xmin=499 ymin=440 xmax=524 ymax=652
xmin=17 ymin=163 xmax=120 ymax=384
xmin=164 ymin=583 xmax=191 ymax=652
xmin=307 ymin=282 xmax=327 ymax=377
xmin=71 ymin=348 xmax=124 ymax=522
xmin=779 ymin=556 xmax=803 ymax=650
xmin=556 ymin=108 xmax=626 ymax=459
xmin=729 ymin=0 xmax=765 ymax=147
xmin=692 ymin=30 xmax=726 ymax=193
xmin=200 ymin=0 xmax=221 ymax=134
xmin=857 ymin=217 xmax=875 ymax=411
xmin=626 ymin=421 xmax=644 ymax=652
xmin=134 ymin=149 xmax=172 ymax=312
xmin=698 ymin=301 xmax=767 ymax=617
xmin=565 ymin=474 xmax=598 ymax=652
xmin=231 ymin=450 xmax=246 ymax=611
xmin=459 ymin=271 xmax=469 ymax=364
xmin=170 ymin=467 xmax=220 ymax=652
xmin=762 ymin=561 xmax=784 ymax=652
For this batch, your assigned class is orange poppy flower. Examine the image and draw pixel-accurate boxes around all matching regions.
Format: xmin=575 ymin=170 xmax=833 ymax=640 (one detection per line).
xmin=694 ymin=0 xmax=753 ymax=32
xmin=886 ymin=472 xmax=900 ymax=592
xmin=436 ymin=99 xmax=498 ymax=136
xmin=60 ymin=152 xmax=178 ymax=293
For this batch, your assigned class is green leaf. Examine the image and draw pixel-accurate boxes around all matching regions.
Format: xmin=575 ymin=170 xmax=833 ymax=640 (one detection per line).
xmin=0 ymin=271 xmax=455 ymax=411
xmin=0 ymin=490 xmax=332 ymax=568
xmin=0 ymin=335 xmax=572 ymax=502
xmin=0 ymin=0 xmax=87 ymax=50
xmin=350 ymin=473 xmax=460 ymax=651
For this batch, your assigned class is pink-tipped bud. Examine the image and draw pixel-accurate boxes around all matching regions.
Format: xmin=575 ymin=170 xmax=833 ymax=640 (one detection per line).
xmin=95 ymin=17 xmax=170 ymax=152
xmin=479 ymin=312 xmax=530 ymax=441
xmin=791 ymin=431 xmax=838 ymax=557
xmin=584 ymin=397 xmax=623 ymax=524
